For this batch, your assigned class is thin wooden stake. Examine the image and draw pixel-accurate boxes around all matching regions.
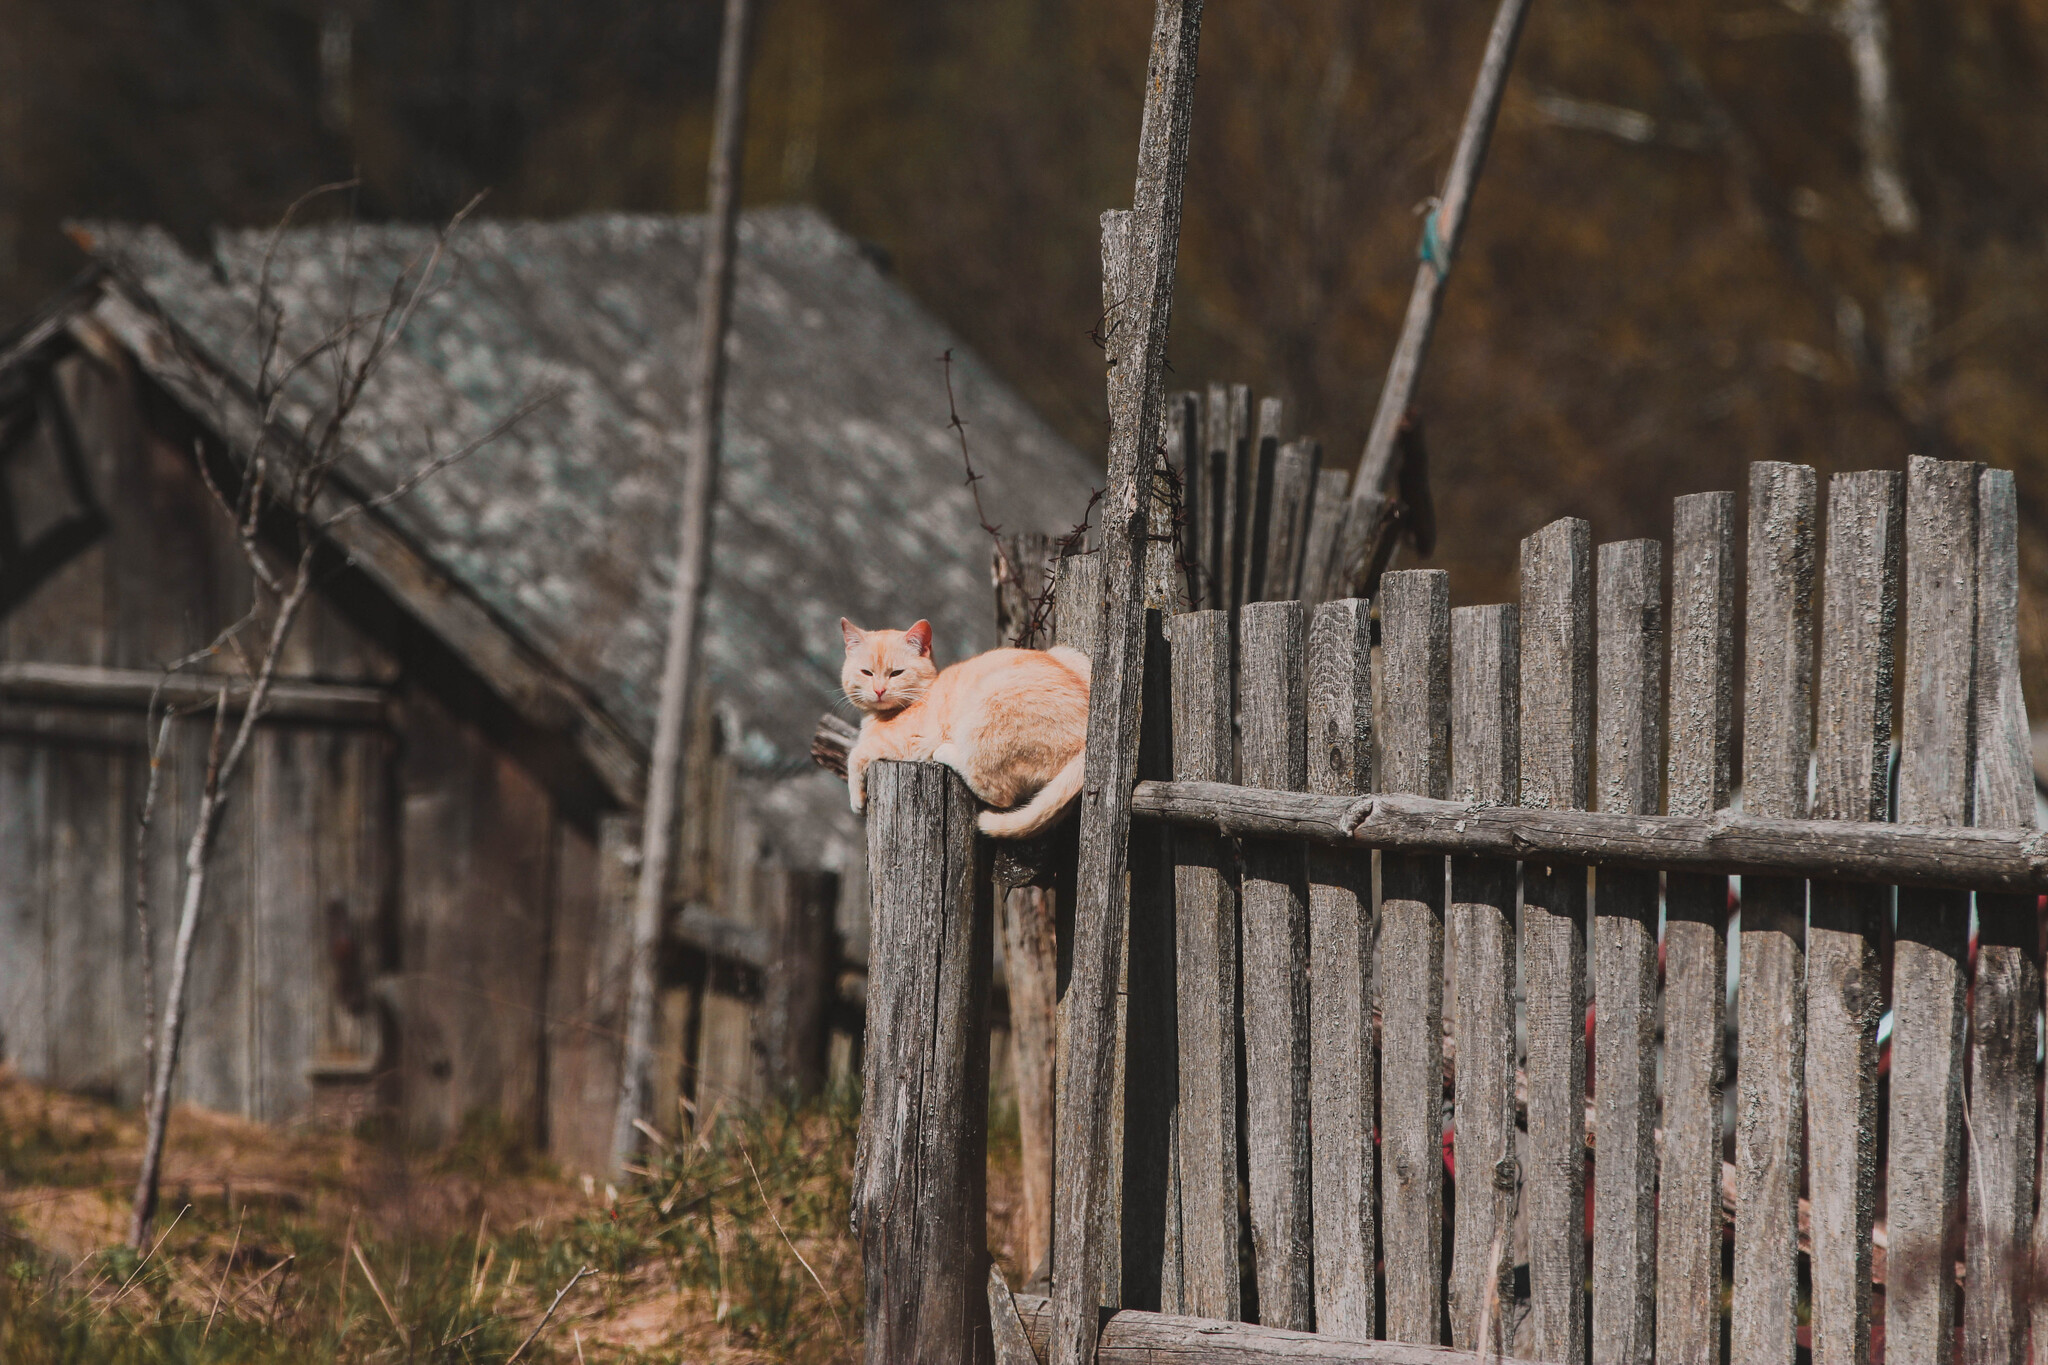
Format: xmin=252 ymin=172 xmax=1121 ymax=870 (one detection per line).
xmin=1051 ymin=3 xmax=1205 ymax=1360
xmin=614 ymin=0 xmax=757 ymax=1171
xmin=1335 ymin=0 xmax=1536 ymax=595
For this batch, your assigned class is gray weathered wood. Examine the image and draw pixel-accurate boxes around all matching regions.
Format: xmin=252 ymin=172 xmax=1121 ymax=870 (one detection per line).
xmin=1237 ymin=600 xmax=1313 ymax=1330
xmin=855 ymin=762 xmax=995 ymax=1365
xmin=1657 ymin=490 xmax=1736 ymax=1365
xmin=1966 ymin=467 xmax=2036 ymax=1365
xmin=1591 ymin=539 xmax=1660 ymax=1365
xmin=756 ymin=864 xmax=838 ymax=1098
xmin=1806 ymin=469 xmax=1901 ymax=1365
xmin=1377 ymin=569 xmax=1450 ymax=1344
xmin=1126 ymin=783 xmax=2048 ymax=891
xmin=1447 ymin=603 xmax=1518 ymax=1355
xmin=1165 ymin=394 xmax=1203 ymax=608
xmin=1887 ymin=455 xmax=1982 ymax=1365
xmin=0 ymin=661 xmax=387 ymax=724
xmin=1307 ymin=598 xmax=1376 ymax=1339
xmin=1731 ymin=462 xmax=1816 ymax=1365
xmin=1263 ymin=440 xmax=1322 ymax=605
xmin=1056 ymin=552 xmax=1105 ymax=663
xmin=1052 ymin=6 xmax=1207 ymax=1353
xmin=1012 ymin=1293 xmax=1547 ymax=1363
xmin=1210 ymin=383 xmax=1251 ymax=615
xmin=1518 ymin=517 xmax=1590 ymax=1364
xmin=1239 ymin=399 xmax=1283 ymax=605
xmin=1167 ymin=610 xmax=1241 ymax=1321
xmin=1297 ymin=469 xmax=1352 ymax=607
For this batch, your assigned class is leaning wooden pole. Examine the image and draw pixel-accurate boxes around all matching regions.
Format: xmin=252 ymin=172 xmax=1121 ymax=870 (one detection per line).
xmin=613 ymin=0 xmax=756 ymax=1172
xmin=1335 ymin=0 xmax=1533 ymax=596
xmin=1050 ymin=4 xmax=1204 ymax=1363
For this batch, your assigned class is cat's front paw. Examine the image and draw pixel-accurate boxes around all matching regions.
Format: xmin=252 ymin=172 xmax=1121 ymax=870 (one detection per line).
xmin=849 ymin=784 xmax=867 ymax=815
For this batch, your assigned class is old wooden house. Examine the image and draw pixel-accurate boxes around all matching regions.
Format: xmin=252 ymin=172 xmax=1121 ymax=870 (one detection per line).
xmin=0 ymin=207 xmax=1097 ymax=1171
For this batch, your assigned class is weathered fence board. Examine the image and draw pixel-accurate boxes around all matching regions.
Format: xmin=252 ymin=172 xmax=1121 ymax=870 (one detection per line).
xmin=855 ymin=761 xmax=993 ymax=1365
xmin=1240 ymin=400 xmax=1283 ymax=606
xmin=1167 ymin=610 xmax=1241 ymax=1322
xmin=1591 ymin=539 xmax=1660 ymax=1365
xmin=1377 ymin=569 xmax=1450 ymax=1344
xmin=1264 ymin=440 xmax=1322 ymax=605
xmin=1446 ymin=602 xmax=1518 ymax=1355
xmin=1806 ymin=469 xmax=1901 ymax=1365
xmin=1732 ymin=460 xmax=1815 ymax=1365
xmin=1238 ymin=600 xmax=1314 ymax=1330
xmin=1517 ymin=517 xmax=1590 ymax=1364
xmin=1298 ymin=469 xmax=1352 ymax=607
xmin=1888 ymin=455 xmax=1981 ymax=1365
xmin=1306 ymin=598 xmax=1376 ymax=1340
xmin=1656 ymin=487 xmax=1736 ymax=1365
xmin=1964 ymin=466 xmax=2037 ymax=1365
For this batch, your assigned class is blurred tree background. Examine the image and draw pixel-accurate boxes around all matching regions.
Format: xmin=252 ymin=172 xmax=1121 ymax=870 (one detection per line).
xmin=4 ymin=0 xmax=2048 ymax=689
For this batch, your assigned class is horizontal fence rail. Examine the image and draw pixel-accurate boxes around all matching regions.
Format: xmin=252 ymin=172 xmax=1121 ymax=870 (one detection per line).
xmin=1129 ymin=781 xmax=2048 ymax=891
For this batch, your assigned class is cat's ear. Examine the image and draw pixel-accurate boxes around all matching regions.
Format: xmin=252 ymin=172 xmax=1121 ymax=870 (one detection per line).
xmin=904 ymin=619 xmax=933 ymax=657
xmin=840 ymin=618 xmax=865 ymax=650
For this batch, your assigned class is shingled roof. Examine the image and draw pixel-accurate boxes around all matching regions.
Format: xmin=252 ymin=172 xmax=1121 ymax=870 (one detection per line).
xmin=69 ymin=207 xmax=1100 ymax=780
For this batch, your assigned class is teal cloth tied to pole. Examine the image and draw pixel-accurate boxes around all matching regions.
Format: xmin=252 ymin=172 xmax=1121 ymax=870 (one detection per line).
xmin=1417 ymin=205 xmax=1449 ymax=274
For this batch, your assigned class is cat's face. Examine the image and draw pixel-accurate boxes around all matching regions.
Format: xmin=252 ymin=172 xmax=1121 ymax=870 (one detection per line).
xmin=839 ymin=619 xmax=938 ymax=714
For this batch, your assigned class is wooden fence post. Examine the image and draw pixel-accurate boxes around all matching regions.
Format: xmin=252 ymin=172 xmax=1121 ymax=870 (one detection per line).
xmin=855 ymin=761 xmax=994 ymax=1365
xmin=1889 ymin=455 xmax=1982 ymax=1365
xmin=1656 ymin=491 xmax=1736 ymax=1365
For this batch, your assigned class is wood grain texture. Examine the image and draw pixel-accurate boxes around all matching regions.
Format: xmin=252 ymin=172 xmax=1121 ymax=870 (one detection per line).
xmin=1012 ymin=1293 xmax=1550 ymax=1363
xmin=1378 ymin=569 xmax=1451 ymax=1344
xmin=1127 ymin=783 xmax=2048 ymax=891
xmin=1306 ymin=598 xmax=1375 ymax=1339
xmin=1805 ymin=469 xmax=1901 ymax=1365
xmin=756 ymin=865 xmax=838 ymax=1098
xmin=1297 ymin=469 xmax=1352 ymax=607
xmin=1731 ymin=461 xmax=1816 ymax=1365
xmin=1164 ymin=394 xmax=1203 ymax=609
xmin=1591 ymin=540 xmax=1660 ymax=1365
xmin=1212 ymin=383 xmax=1251 ymax=615
xmin=1517 ymin=517 xmax=1591 ymax=1365
xmin=1965 ymin=467 xmax=2036 ymax=1365
xmin=855 ymin=761 xmax=994 ymax=1365
xmin=1168 ymin=610 xmax=1241 ymax=1321
xmin=1887 ymin=455 xmax=1981 ymax=1365
xmin=1658 ymin=491 xmax=1736 ymax=1365
xmin=1447 ymin=603 xmax=1518 ymax=1354
xmin=1237 ymin=600 xmax=1314 ymax=1330
xmin=1239 ymin=399 xmax=1283 ymax=605
xmin=1263 ymin=440 xmax=1322 ymax=604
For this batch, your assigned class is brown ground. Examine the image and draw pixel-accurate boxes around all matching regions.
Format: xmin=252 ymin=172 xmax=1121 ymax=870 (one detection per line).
xmin=0 ymin=1068 xmax=1029 ymax=1362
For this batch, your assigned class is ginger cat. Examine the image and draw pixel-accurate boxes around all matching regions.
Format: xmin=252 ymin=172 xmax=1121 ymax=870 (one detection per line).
xmin=839 ymin=618 xmax=1090 ymax=838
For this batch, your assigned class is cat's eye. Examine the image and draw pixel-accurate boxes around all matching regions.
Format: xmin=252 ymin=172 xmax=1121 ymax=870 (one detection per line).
xmin=860 ymin=669 xmax=873 ymax=676
xmin=888 ymin=669 xmax=903 ymax=677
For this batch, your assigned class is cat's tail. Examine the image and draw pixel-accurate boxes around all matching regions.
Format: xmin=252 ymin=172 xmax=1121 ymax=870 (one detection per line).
xmin=978 ymin=749 xmax=1086 ymax=838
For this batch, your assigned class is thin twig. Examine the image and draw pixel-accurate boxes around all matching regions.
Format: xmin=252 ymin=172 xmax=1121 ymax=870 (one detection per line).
xmin=740 ymin=1142 xmax=848 ymax=1345
xmin=351 ymin=1240 xmax=411 ymax=1348
xmin=505 ymin=1265 xmax=592 ymax=1364
xmin=202 ymin=1206 xmax=244 ymax=1344
xmin=103 ymin=1204 xmax=187 ymax=1312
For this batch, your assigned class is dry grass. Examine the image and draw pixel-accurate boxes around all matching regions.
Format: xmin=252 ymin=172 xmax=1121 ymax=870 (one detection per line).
xmin=0 ymin=1068 xmax=1027 ymax=1362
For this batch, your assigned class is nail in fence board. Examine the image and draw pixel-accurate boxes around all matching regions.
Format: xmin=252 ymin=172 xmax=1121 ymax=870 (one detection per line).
xmin=1306 ymin=598 xmax=1376 ymax=1339
xmin=1298 ymin=469 xmax=1353 ymax=607
xmin=1965 ymin=467 xmax=2037 ymax=1365
xmin=1167 ymin=610 xmax=1241 ymax=1320
xmin=1236 ymin=600 xmax=1314 ymax=1329
xmin=1263 ymin=440 xmax=1322 ymax=606
xmin=1447 ymin=603 xmax=1518 ymax=1353
xmin=1517 ymin=517 xmax=1591 ymax=1363
xmin=1887 ymin=455 xmax=1981 ymax=1365
xmin=1806 ymin=470 xmax=1901 ymax=1365
xmin=855 ymin=762 xmax=994 ymax=1365
xmin=1656 ymin=491 xmax=1736 ymax=1365
xmin=1377 ymin=569 xmax=1450 ymax=1343
xmin=1592 ymin=539 xmax=1661 ymax=1365
xmin=1731 ymin=460 xmax=1816 ymax=1365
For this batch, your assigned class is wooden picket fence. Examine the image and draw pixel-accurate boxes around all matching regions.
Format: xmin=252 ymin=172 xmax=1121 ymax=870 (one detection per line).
xmin=850 ymin=438 xmax=2046 ymax=1365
